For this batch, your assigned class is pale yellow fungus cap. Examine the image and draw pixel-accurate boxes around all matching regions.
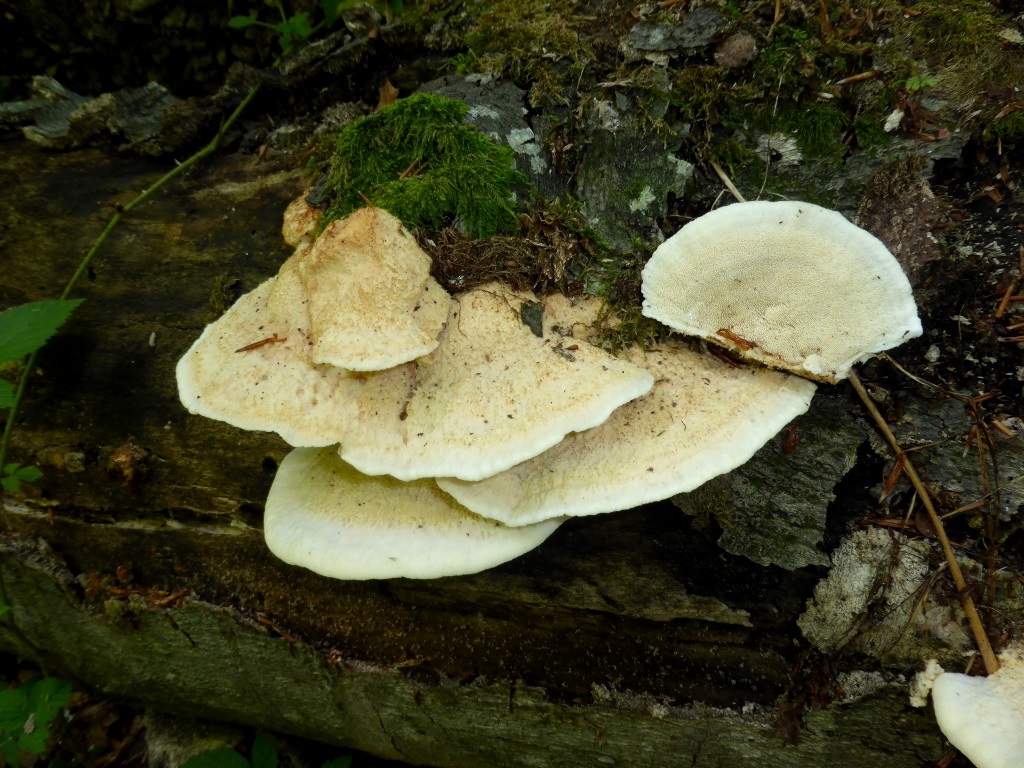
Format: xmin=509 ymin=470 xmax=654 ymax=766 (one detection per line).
xmin=931 ymin=647 xmax=1024 ymax=768
xmin=641 ymin=201 xmax=922 ymax=383
xmin=298 ymin=207 xmax=451 ymax=371
xmin=438 ymin=294 xmax=816 ymax=524
xmin=176 ymin=262 xmax=363 ymax=447
xmin=339 ymin=283 xmax=655 ymax=482
xmin=264 ymin=447 xmax=563 ymax=580
xmin=281 ymin=189 xmax=321 ymax=247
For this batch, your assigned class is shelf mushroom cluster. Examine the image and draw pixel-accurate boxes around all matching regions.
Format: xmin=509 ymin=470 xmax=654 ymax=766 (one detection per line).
xmin=177 ymin=198 xmax=921 ymax=580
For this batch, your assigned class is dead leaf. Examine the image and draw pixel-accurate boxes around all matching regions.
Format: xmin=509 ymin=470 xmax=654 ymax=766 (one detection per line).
xmin=377 ymin=80 xmax=399 ymax=110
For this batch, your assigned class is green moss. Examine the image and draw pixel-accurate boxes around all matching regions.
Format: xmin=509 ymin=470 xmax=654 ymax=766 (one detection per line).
xmin=750 ymin=25 xmax=821 ymax=93
xmin=316 ymin=93 xmax=527 ymax=238
xmin=882 ymin=0 xmax=1023 ymax=120
xmin=985 ymin=109 xmax=1024 ymax=141
xmin=791 ymin=102 xmax=849 ymax=158
xmin=746 ymin=100 xmax=850 ymax=160
xmin=852 ymin=113 xmax=891 ymax=151
xmin=579 ymin=252 xmax=664 ymax=354
xmin=891 ymin=0 xmax=1001 ymax=60
xmin=432 ymin=0 xmax=595 ymax=107
xmin=597 ymin=304 xmax=663 ymax=354
xmin=710 ymin=139 xmax=757 ymax=176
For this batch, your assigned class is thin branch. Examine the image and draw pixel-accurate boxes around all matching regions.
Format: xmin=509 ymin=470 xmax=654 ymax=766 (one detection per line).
xmin=848 ymin=371 xmax=1000 ymax=674
xmin=709 ymin=160 xmax=747 ymax=204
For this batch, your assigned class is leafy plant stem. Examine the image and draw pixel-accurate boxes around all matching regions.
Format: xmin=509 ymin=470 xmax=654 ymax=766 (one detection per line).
xmin=0 ymin=83 xmax=262 ymax=496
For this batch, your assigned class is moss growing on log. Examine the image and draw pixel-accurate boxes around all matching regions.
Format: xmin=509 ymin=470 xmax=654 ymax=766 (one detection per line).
xmin=315 ymin=93 xmax=527 ymax=238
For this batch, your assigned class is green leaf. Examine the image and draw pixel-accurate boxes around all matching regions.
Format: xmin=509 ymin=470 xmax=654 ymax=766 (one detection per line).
xmin=25 ymin=677 xmax=72 ymax=725
xmin=18 ymin=722 xmax=50 ymax=756
xmin=276 ymin=12 xmax=312 ymax=49
xmin=180 ymin=748 xmax=253 ymax=768
xmin=1 ymin=475 xmax=19 ymax=493
xmin=1 ymin=739 xmax=18 ymax=766
xmin=389 ymin=0 xmax=404 ymax=13
xmin=0 ymin=604 xmax=10 ymax=618
xmin=0 ymin=379 xmax=13 ymax=410
xmin=250 ymin=732 xmax=277 ymax=768
xmin=0 ymin=300 xmax=84 ymax=363
xmin=2 ymin=463 xmax=19 ymax=475
xmin=321 ymin=757 xmax=353 ymax=768
xmin=321 ymin=0 xmax=344 ymax=23
xmin=0 ymin=689 xmax=29 ymax=731
xmin=228 ymin=14 xmax=258 ymax=29
xmin=14 ymin=465 xmax=42 ymax=483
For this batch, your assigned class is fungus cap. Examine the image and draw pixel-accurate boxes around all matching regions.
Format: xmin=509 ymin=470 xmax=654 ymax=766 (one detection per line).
xmin=438 ymin=294 xmax=816 ymax=524
xmin=931 ymin=650 xmax=1024 ymax=768
xmin=299 ymin=207 xmax=450 ymax=371
xmin=339 ymin=283 xmax=655 ymax=482
xmin=281 ymin=189 xmax=321 ymax=247
xmin=641 ymin=201 xmax=922 ymax=382
xmin=264 ymin=447 xmax=562 ymax=580
xmin=175 ymin=271 xmax=362 ymax=447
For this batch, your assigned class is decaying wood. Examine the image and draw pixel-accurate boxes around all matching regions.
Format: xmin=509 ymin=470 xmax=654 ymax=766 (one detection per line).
xmin=0 ymin=139 xmax=959 ymax=767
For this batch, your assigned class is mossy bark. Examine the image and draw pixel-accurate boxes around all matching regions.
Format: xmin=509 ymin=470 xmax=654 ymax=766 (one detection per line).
xmin=0 ymin=537 xmax=942 ymax=768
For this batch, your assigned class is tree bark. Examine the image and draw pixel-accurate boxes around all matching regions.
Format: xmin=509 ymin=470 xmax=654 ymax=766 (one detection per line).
xmin=0 ymin=138 xmax=946 ymax=767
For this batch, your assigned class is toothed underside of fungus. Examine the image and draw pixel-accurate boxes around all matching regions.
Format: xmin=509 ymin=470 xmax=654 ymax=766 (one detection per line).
xmin=264 ymin=447 xmax=563 ymax=580
xmin=339 ymin=283 xmax=656 ymax=482
xmin=641 ymin=200 xmax=923 ymax=383
xmin=438 ymin=295 xmax=817 ymax=525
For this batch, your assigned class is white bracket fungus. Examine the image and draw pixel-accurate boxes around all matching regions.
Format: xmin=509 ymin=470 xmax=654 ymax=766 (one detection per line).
xmin=339 ymin=283 xmax=655 ymax=482
xmin=912 ymin=648 xmax=1024 ymax=768
xmin=177 ymin=207 xmax=453 ymax=446
xmin=180 ymin=197 xmax=926 ymax=581
xmin=640 ymin=200 xmax=922 ymax=383
xmin=265 ymin=448 xmax=563 ymax=580
xmin=438 ymin=294 xmax=816 ymax=524
xmin=281 ymin=189 xmax=321 ymax=247
xmin=176 ymin=267 xmax=361 ymax=447
xmin=299 ymin=207 xmax=450 ymax=371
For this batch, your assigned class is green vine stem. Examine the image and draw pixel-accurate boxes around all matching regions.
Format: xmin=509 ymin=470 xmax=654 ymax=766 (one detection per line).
xmin=0 ymin=84 xmax=262 ymax=487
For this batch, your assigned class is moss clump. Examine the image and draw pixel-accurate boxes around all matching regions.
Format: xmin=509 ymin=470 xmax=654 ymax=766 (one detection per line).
xmin=762 ymin=101 xmax=850 ymax=159
xmin=985 ymin=109 xmax=1024 ymax=142
xmin=459 ymin=0 xmax=594 ymax=107
xmin=316 ymin=93 xmax=527 ymax=238
xmin=891 ymin=0 xmax=1002 ymax=60
xmin=580 ymin=253 xmax=665 ymax=354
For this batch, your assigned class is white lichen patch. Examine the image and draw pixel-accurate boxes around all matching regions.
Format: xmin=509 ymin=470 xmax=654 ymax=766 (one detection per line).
xmin=837 ymin=670 xmax=905 ymax=704
xmin=670 ymin=154 xmax=693 ymax=179
xmin=756 ymin=133 xmax=802 ymax=166
xmin=798 ymin=528 xmax=973 ymax=664
xmin=467 ymin=104 xmax=500 ymax=120
xmin=629 ymin=185 xmax=656 ymax=212
xmin=505 ymin=127 xmax=548 ymax=175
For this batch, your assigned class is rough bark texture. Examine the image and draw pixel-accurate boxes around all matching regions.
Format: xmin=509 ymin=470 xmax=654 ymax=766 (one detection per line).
xmin=0 ymin=136 xmax=1003 ymax=767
